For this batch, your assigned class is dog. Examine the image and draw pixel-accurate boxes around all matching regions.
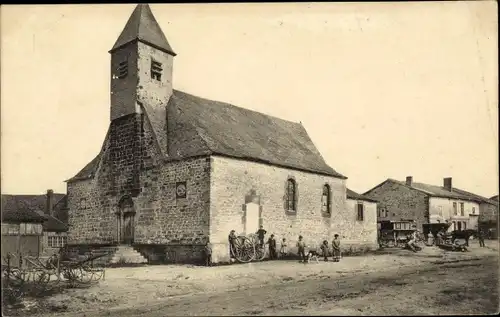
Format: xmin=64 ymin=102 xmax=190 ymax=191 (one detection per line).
xmin=306 ymin=250 xmax=320 ymax=263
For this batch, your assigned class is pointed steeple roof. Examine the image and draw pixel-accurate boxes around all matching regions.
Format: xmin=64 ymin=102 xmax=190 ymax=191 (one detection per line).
xmin=110 ymin=4 xmax=176 ymax=56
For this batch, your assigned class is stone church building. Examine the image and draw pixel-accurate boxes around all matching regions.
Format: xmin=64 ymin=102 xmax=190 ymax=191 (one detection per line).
xmin=66 ymin=4 xmax=377 ymax=263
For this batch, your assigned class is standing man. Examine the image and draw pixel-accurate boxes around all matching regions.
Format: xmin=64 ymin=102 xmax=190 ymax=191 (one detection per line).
xmin=332 ymin=234 xmax=341 ymax=262
xmin=296 ymin=235 xmax=307 ymax=263
xmin=478 ymin=229 xmax=485 ymax=247
xmin=267 ymin=234 xmax=277 ymax=260
xmin=228 ymin=230 xmax=238 ymax=258
xmin=256 ymin=225 xmax=267 ymax=247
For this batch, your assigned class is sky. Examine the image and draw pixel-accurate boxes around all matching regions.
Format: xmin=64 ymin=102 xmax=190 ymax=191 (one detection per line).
xmin=1 ymin=2 xmax=498 ymax=197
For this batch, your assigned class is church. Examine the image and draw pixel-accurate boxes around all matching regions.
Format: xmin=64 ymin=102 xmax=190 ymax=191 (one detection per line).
xmin=66 ymin=4 xmax=377 ymax=263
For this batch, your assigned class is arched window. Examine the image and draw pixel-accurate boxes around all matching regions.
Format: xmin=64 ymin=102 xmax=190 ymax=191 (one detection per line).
xmin=322 ymin=184 xmax=331 ymax=214
xmin=286 ymin=178 xmax=297 ymax=212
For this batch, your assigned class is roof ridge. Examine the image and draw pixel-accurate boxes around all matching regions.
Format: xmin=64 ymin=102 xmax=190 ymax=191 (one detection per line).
xmin=173 ymin=89 xmax=301 ymax=126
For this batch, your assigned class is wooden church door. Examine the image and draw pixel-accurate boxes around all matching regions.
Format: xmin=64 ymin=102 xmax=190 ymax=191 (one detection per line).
xmin=118 ymin=196 xmax=136 ymax=245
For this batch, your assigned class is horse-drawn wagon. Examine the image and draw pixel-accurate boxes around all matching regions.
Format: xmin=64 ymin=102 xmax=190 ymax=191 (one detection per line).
xmin=2 ymin=248 xmax=110 ymax=302
xmin=423 ymin=223 xmax=471 ymax=252
xmin=378 ymin=220 xmax=418 ymax=248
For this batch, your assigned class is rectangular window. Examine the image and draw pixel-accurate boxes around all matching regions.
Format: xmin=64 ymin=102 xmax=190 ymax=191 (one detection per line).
xmin=151 ymin=60 xmax=162 ymax=81
xmin=26 ymin=224 xmax=34 ymax=235
xmin=356 ymin=203 xmax=364 ymax=221
xmin=453 ymin=202 xmax=458 ymax=216
xmin=118 ymin=59 xmax=128 ymax=78
xmin=460 ymin=203 xmax=464 ymax=216
xmin=438 ymin=206 xmax=443 ymax=216
xmin=463 ymin=222 xmax=467 ymax=230
xmin=3 ymin=224 xmax=19 ymax=235
xmin=472 ymin=207 xmax=476 ymax=214
xmin=48 ymin=235 xmax=67 ymax=248
xmin=19 ymin=223 xmax=26 ymax=235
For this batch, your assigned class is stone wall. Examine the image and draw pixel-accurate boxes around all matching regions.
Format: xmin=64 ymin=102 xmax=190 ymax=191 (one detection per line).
xmin=110 ymin=44 xmax=139 ymax=121
xmin=135 ymin=157 xmax=210 ymax=246
xmin=345 ymin=199 xmax=378 ymax=247
xmin=67 ymin=156 xmax=210 ymax=248
xmin=68 ymin=102 xmax=210 ymax=261
xmin=67 ymin=112 xmax=144 ymax=244
xmin=208 ymin=155 xmax=362 ymax=263
xmin=479 ymin=202 xmax=498 ymax=224
xmin=365 ymin=181 xmax=429 ymax=232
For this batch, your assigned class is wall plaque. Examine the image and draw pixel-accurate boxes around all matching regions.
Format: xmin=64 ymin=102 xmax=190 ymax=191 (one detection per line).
xmin=176 ymin=181 xmax=187 ymax=199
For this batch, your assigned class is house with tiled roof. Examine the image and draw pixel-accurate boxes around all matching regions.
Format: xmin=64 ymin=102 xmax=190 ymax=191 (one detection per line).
xmin=363 ymin=176 xmax=493 ymax=233
xmin=64 ymin=4 xmax=378 ymax=264
xmin=1 ymin=190 xmax=69 ymax=261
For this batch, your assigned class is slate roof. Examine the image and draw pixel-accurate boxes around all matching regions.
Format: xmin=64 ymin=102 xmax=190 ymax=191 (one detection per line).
xmin=33 ymin=210 xmax=68 ymax=233
xmin=69 ymin=4 xmax=346 ymax=182
xmin=452 ymin=188 xmax=499 ymax=206
xmin=346 ymin=188 xmax=378 ymax=203
xmin=167 ymin=90 xmax=345 ymax=178
xmin=490 ymin=195 xmax=498 ymax=201
xmin=110 ymin=4 xmax=176 ymax=55
xmin=68 ymin=90 xmax=347 ymax=182
xmin=364 ymin=179 xmax=491 ymax=204
xmin=1 ymin=195 xmax=47 ymax=223
xmin=1 ymin=194 xmax=68 ymax=231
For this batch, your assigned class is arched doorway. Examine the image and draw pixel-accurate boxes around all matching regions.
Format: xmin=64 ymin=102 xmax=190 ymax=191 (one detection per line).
xmin=116 ymin=196 xmax=136 ymax=245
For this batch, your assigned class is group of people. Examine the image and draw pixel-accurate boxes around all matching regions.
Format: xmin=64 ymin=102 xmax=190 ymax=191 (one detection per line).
xmin=297 ymin=234 xmax=342 ymax=263
xmin=227 ymin=226 xmax=343 ymax=264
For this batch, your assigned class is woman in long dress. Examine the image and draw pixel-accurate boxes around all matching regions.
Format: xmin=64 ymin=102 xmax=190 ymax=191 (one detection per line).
xmin=332 ymin=234 xmax=341 ymax=262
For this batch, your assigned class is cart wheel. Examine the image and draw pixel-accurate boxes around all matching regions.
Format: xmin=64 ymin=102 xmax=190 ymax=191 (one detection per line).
xmin=253 ymin=243 xmax=266 ymax=262
xmin=62 ymin=267 xmax=81 ymax=287
xmin=234 ymin=236 xmax=255 ymax=263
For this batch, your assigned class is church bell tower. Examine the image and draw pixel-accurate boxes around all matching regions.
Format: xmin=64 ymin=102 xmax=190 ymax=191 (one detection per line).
xmin=108 ymin=4 xmax=176 ymax=122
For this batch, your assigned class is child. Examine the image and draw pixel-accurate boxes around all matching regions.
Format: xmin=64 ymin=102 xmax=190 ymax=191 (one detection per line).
xmin=320 ymin=240 xmax=329 ymax=262
xmin=267 ymin=234 xmax=277 ymax=260
xmin=204 ymin=241 xmax=212 ymax=267
xmin=296 ymin=235 xmax=307 ymax=263
xmin=256 ymin=226 xmax=267 ymax=246
xmin=280 ymin=238 xmax=288 ymax=258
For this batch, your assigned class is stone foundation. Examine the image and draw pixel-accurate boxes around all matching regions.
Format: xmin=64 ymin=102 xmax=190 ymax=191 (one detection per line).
xmin=134 ymin=244 xmax=205 ymax=264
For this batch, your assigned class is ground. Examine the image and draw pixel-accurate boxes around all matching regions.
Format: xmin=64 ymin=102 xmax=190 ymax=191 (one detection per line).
xmin=5 ymin=240 xmax=499 ymax=316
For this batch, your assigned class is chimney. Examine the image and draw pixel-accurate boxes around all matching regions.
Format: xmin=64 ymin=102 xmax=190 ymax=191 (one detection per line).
xmin=406 ymin=176 xmax=413 ymax=186
xmin=443 ymin=177 xmax=452 ymax=191
xmin=46 ymin=189 xmax=54 ymax=216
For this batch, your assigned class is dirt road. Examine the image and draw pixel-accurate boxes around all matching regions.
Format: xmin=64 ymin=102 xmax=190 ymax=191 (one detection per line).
xmin=89 ymin=256 xmax=499 ymax=316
